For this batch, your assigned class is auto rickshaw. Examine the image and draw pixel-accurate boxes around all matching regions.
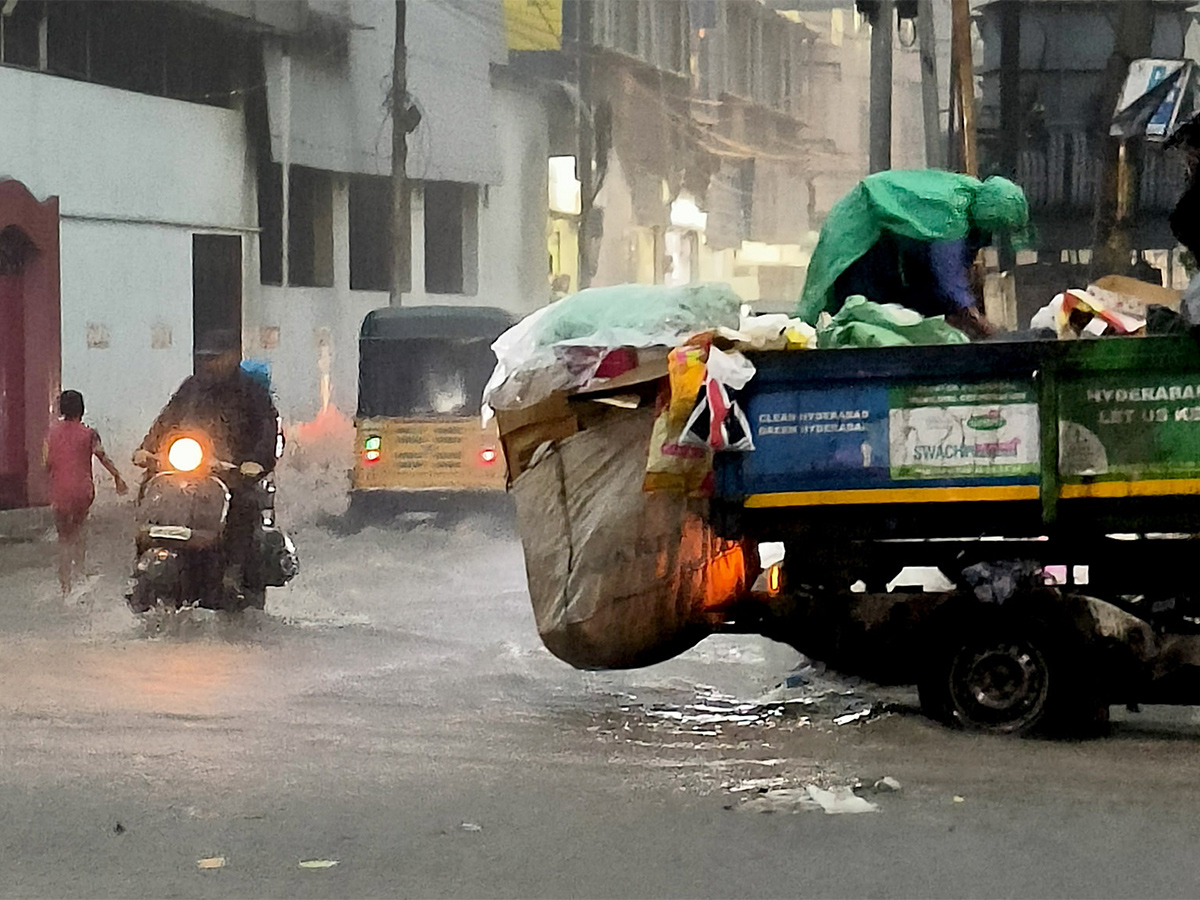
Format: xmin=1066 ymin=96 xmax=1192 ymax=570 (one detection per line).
xmin=350 ymin=306 xmax=513 ymax=521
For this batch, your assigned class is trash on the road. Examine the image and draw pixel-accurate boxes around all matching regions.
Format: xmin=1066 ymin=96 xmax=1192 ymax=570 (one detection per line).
xmin=298 ymin=859 xmax=339 ymax=869
xmin=460 ymin=822 xmax=483 ymax=832
xmin=196 ymin=857 xmax=226 ymax=870
xmin=806 ymin=784 xmax=879 ymax=814
xmin=953 ymin=795 xmax=966 ymax=803
xmin=736 ymin=788 xmax=823 ymax=814
xmin=833 ymin=708 xmax=874 ymax=726
xmin=758 ymin=660 xmax=890 ymax=727
xmin=613 ymin=685 xmax=813 ymax=736
xmin=874 ymin=776 xmax=902 ymax=793
xmin=112 ymin=822 xmax=126 ymax=835
xmin=726 ymin=776 xmax=791 ymax=793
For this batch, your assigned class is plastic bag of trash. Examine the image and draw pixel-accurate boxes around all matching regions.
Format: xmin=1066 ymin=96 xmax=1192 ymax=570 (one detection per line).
xmin=644 ymin=344 xmax=712 ymax=495
xmin=718 ymin=310 xmax=818 ymax=351
xmin=484 ymin=284 xmax=742 ymax=415
xmin=511 ymin=406 xmax=753 ymax=669
xmin=680 ymin=347 xmax=757 ymax=452
xmin=1028 ymin=289 xmax=1146 ymax=338
xmin=961 ymin=560 xmax=1042 ymax=604
xmin=534 ymin=282 xmax=742 ymax=347
xmin=818 ymin=296 xmax=969 ymax=348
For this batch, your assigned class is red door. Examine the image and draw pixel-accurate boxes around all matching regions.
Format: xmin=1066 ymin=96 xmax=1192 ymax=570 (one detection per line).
xmin=0 ymin=267 xmax=26 ymax=508
xmin=0 ymin=181 xmax=61 ymax=509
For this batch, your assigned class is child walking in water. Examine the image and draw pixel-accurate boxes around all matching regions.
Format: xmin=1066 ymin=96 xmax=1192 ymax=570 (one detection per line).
xmin=43 ymin=391 xmax=127 ymax=595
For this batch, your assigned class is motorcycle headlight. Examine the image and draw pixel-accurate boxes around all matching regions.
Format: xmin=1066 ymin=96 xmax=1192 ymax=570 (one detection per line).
xmin=167 ymin=437 xmax=204 ymax=472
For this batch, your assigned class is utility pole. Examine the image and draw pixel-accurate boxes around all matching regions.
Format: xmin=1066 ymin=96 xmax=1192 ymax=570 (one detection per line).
xmin=869 ymin=0 xmax=894 ymax=174
xmin=576 ymin=1 xmax=594 ymax=290
xmin=1092 ymin=0 xmax=1154 ymax=277
xmin=997 ymin=0 xmax=1021 ymax=269
xmin=948 ymin=0 xmax=976 ymax=175
xmin=390 ymin=0 xmax=412 ymax=304
xmin=917 ymin=0 xmax=942 ymax=170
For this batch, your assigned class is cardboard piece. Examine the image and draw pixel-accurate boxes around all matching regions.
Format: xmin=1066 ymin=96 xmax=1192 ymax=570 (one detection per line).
xmin=494 ymin=392 xmax=578 ymax=483
xmin=573 ymin=355 xmax=670 ymax=394
xmin=1089 ymin=275 xmax=1181 ymax=312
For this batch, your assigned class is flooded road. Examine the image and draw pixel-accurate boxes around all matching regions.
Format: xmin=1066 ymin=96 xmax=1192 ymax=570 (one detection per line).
xmin=4 ymin=492 xmax=1200 ymax=898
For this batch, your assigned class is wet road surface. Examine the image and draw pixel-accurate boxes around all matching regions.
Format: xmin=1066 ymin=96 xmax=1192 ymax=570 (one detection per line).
xmin=3 ymin=488 xmax=1200 ymax=898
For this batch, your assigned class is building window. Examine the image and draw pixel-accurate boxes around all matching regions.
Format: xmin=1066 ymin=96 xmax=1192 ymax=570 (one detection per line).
xmin=288 ymin=166 xmax=334 ymax=288
xmin=46 ymin=2 xmax=87 ymax=78
xmin=8 ymin=1 xmax=249 ymax=108
xmin=258 ymin=162 xmax=283 ymax=286
xmin=727 ymin=5 xmax=751 ymax=98
xmin=763 ymin=25 xmax=783 ymax=110
xmin=614 ymin=0 xmax=638 ymax=56
xmin=349 ymin=175 xmax=392 ymax=292
xmin=424 ymin=182 xmax=477 ymax=296
xmin=256 ymin=163 xmax=334 ymax=288
xmin=652 ymin=0 xmax=686 ymax=74
xmin=1 ymin=0 xmax=41 ymax=69
xmin=89 ymin=0 xmax=163 ymax=95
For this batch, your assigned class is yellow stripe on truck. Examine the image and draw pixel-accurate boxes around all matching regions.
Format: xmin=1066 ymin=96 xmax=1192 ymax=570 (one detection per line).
xmin=1059 ymin=478 xmax=1200 ymax=499
xmin=744 ymin=484 xmax=1040 ymax=508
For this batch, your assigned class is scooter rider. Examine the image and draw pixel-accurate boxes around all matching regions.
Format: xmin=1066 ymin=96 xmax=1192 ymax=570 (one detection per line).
xmin=133 ymin=329 xmax=280 ymax=597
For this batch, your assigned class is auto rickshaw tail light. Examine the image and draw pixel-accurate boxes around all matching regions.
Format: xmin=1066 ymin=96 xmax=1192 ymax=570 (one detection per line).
xmin=479 ymin=447 xmax=498 ymax=465
xmin=362 ymin=435 xmax=382 ymax=465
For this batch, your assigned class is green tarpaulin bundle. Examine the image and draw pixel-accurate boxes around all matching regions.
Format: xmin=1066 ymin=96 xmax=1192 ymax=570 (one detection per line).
xmin=797 ymin=170 xmax=1030 ymax=324
xmin=818 ymin=296 xmax=970 ymax=348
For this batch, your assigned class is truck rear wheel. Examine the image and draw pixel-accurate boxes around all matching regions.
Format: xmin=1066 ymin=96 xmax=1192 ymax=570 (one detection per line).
xmin=919 ymin=610 xmax=1088 ymax=735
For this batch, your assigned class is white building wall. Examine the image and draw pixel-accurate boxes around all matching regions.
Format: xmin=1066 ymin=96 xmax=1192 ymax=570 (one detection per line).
xmin=58 ymin=223 xmax=195 ymax=458
xmin=249 ymin=178 xmax=387 ymax=425
xmin=0 ymin=67 xmax=253 ymax=462
xmin=404 ymin=82 xmax=550 ymax=317
xmin=249 ymin=82 xmax=551 ymax=429
xmin=0 ymin=56 xmax=551 ymax=459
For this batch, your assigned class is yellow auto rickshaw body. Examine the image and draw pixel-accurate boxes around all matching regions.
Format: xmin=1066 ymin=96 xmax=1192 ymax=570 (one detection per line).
xmin=351 ymin=306 xmax=513 ymax=502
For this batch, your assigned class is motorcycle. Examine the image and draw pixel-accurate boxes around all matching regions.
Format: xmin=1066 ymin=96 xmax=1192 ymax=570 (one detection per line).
xmin=126 ymin=432 xmax=298 ymax=613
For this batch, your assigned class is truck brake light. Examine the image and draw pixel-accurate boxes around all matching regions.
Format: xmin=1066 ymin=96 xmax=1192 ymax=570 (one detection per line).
xmin=766 ymin=564 xmax=781 ymax=596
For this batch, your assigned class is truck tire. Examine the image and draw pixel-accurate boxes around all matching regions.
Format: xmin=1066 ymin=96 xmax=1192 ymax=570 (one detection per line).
xmin=918 ymin=608 xmax=1094 ymax=736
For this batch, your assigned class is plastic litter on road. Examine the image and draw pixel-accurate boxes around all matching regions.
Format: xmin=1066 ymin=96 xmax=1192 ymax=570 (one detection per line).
xmin=806 ymin=784 xmax=880 ymax=814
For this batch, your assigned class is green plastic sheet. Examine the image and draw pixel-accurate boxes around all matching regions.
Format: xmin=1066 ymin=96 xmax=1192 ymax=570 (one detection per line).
xmin=797 ymin=170 xmax=1030 ymax=323
xmin=818 ymin=296 xmax=970 ymax=348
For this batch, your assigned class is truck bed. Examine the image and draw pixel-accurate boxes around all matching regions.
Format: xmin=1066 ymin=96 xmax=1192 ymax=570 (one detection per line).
xmin=714 ymin=335 xmax=1200 ymax=542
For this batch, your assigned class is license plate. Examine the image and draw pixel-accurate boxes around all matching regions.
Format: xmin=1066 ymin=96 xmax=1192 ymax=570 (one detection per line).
xmin=148 ymin=525 xmax=192 ymax=540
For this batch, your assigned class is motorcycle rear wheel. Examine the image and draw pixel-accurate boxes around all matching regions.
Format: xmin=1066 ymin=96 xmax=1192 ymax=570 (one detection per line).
xmin=126 ymin=576 xmax=159 ymax=614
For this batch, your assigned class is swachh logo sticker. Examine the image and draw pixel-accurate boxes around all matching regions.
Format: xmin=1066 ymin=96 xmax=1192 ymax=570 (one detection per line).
xmin=966 ymin=409 xmax=1006 ymax=431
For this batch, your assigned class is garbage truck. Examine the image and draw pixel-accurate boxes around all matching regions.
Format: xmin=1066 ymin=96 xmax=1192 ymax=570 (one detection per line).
xmin=708 ymin=333 xmax=1200 ymax=734
xmin=498 ymin=320 xmax=1200 ymax=736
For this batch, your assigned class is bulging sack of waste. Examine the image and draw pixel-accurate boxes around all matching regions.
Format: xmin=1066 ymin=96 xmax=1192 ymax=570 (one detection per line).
xmin=512 ymin=407 xmax=752 ymax=669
